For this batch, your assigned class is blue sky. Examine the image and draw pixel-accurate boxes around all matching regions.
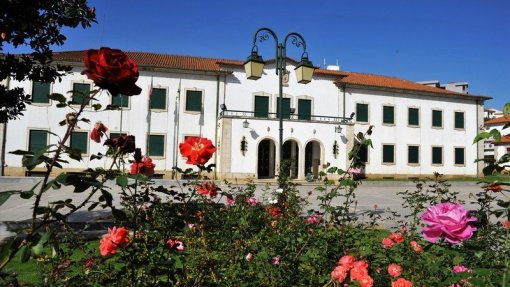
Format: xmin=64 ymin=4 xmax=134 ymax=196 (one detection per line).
xmin=5 ymin=0 xmax=509 ymax=109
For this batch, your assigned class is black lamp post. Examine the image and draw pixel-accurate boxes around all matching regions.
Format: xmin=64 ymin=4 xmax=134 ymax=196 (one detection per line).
xmin=244 ymin=27 xmax=315 ymax=180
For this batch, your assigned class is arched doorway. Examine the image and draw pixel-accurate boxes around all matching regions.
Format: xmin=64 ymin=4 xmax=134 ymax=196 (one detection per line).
xmin=305 ymin=140 xmax=321 ymax=179
xmin=283 ymin=140 xmax=299 ymax=179
xmin=258 ymin=139 xmax=276 ymax=179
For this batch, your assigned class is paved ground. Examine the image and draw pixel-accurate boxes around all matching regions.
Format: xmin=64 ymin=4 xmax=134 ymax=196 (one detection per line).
xmin=0 ymin=177 xmax=492 ymax=241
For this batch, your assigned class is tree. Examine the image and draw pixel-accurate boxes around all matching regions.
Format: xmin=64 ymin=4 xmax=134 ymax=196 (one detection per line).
xmin=0 ymin=0 xmax=96 ymax=123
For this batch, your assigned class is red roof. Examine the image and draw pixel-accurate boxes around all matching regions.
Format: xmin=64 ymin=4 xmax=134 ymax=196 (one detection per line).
xmin=485 ymin=115 xmax=510 ymax=125
xmin=51 ymin=50 xmax=482 ymax=98
xmin=494 ymin=135 xmax=510 ymax=145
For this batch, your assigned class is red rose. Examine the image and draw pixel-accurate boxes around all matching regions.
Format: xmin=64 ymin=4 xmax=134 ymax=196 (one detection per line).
xmin=392 ymin=278 xmax=413 ymax=287
xmin=130 ymin=156 xmax=156 ymax=177
xmin=99 ymin=226 xmax=129 ymax=256
xmin=389 ymin=232 xmax=404 ymax=243
xmin=388 ymin=264 xmax=403 ymax=277
xmin=104 ymin=135 xmax=136 ymax=153
xmin=179 ymin=137 xmax=216 ymax=165
xmin=196 ymin=181 xmax=219 ymax=197
xmin=485 ymin=185 xmax=503 ymax=192
xmin=267 ymin=206 xmax=281 ymax=219
xmin=90 ymin=121 xmax=108 ymax=143
xmin=82 ymin=47 xmax=141 ymax=96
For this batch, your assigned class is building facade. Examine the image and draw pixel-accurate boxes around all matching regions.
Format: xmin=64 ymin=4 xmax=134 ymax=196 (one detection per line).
xmin=2 ymin=51 xmax=489 ymax=180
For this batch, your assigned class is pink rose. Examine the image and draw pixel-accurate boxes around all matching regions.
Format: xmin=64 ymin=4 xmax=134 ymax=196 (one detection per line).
xmin=410 ymin=241 xmax=423 ymax=252
xmin=306 ymin=213 xmax=321 ymax=224
xmin=246 ymin=197 xmax=257 ymax=205
xmin=503 ymin=220 xmax=509 ymax=229
xmin=421 ymin=202 xmax=477 ymax=244
xmin=331 ymin=265 xmax=348 ymax=282
xmin=382 ymin=237 xmax=395 ymax=249
xmin=388 ymin=264 xmax=402 ymax=277
xmin=272 ymin=255 xmax=280 ymax=265
xmin=338 ymin=255 xmax=356 ymax=269
xmin=348 ymin=167 xmax=362 ymax=175
xmin=392 ymin=278 xmax=413 ymax=287
xmin=357 ymin=275 xmax=374 ymax=287
xmin=167 ymin=239 xmax=185 ymax=251
xmin=226 ymin=195 xmax=234 ymax=205
xmin=389 ymin=233 xmax=404 ymax=243
xmin=245 ymin=253 xmax=253 ymax=261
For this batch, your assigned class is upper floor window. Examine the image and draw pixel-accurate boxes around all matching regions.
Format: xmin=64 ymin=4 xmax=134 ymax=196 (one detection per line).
xmin=454 ymin=111 xmax=465 ymax=130
xmin=432 ymin=110 xmax=443 ymax=128
xmin=297 ymin=99 xmax=311 ymax=120
xmin=32 ymin=81 xmax=51 ymax=104
xmin=111 ymin=94 xmax=129 ymax=108
xmin=382 ymin=105 xmax=395 ymax=125
xmin=254 ymin=95 xmax=269 ymax=118
xmin=408 ymin=107 xmax=419 ymax=126
xmin=71 ymin=83 xmax=91 ymax=105
xmin=29 ymin=130 xmax=48 ymax=152
xmin=356 ymin=103 xmax=369 ymax=123
xmin=185 ymin=90 xmax=202 ymax=112
xmin=150 ymin=88 xmax=167 ymax=110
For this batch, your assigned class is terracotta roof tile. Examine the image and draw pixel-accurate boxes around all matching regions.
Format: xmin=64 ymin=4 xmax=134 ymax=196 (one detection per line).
xmin=485 ymin=115 xmax=510 ymax=125
xmin=494 ymin=135 xmax=510 ymax=145
xmin=51 ymin=50 xmax=481 ymax=97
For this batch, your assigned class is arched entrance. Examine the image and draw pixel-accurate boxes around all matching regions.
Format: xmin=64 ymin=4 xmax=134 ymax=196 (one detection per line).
xmin=283 ymin=140 xmax=299 ymax=179
xmin=257 ymin=139 xmax=276 ymax=179
xmin=305 ymin=140 xmax=321 ymax=179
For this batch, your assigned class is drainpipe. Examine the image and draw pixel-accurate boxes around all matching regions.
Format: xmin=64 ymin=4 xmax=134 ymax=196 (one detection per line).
xmin=342 ymin=84 xmax=346 ymax=118
xmin=1 ymin=77 xmax=9 ymax=176
xmin=213 ymin=75 xmax=221 ymax=179
xmin=476 ymin=99 xmax=480 ymax=176
xmin=172 ymin=79 xmax=182 ymax=179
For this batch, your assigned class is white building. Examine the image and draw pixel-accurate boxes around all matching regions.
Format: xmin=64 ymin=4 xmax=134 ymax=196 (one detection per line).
xmin=484 ymin=116 xmax=510 ymax=164
xmin=1 ymin=51 xmax=489 ymax=180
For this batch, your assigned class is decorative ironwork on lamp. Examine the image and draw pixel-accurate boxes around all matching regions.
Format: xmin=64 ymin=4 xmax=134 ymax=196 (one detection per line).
xmin=241 ymin=136 xmax=248 ymax=156
xmin=333 ymin=140 xmax=339 ymax=159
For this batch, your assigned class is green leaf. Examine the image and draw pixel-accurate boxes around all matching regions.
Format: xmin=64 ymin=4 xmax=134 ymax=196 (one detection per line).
xmin=92 ymin=103 xmax=102 ymax=111
xmin=9 ymin=150 xmax=33 ymax=155
xmin=0 ymin=192 xmax=13 ymax=206
xmin=20 ymin=245 xmax=32 ymax=263
xmin=112 ymin=208 xmax=128 ymax=222
xmin=0 ymin=238 xmax=15 ymax=263
xmin=31 ymin=243 xmax=44 ymax=256
xmin=100 ymin=190 xmax=113 ymax=206
xmin=472 ymin=132 xmax=492 ymax=144
xmin=48 ymin=93 xmax=67 ymax=103
xmin=173 ymin=256 xmax=183 ymax=269
xmin=503 ymin=103 xmax=510 ymax=117
xmin=59 ymin=119 xmax=67 ymax=126
xmin=116 ymin=175 xmax=128 ymax=187
xmin=56 ymin=103 xmax=67 ymax=108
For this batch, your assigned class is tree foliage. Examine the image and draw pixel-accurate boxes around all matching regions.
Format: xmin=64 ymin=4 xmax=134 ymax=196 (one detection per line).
xmin=0 ymin=0 xmax=96 ymax=122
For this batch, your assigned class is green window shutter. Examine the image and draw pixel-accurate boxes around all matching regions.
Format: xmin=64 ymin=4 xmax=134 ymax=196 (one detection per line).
xmin=382 ymin=145 xmax=394 ymax=163
xmin=298 ymin=99 xmax=311 ymax=120
xmin=70 ymin=132 xmax=88 ymax=154
xmin=454 ymin=112 xmax=464 ymax=129
xmin=29 ymin=130 xmax=48 ymax=152
xmin=109 ymin=132 xmax=127 ymax=139
xmin=150 ymin=88 xmax=167 ymax=110
xmin=432 ymin=110 xmax=442 ymax=127
xmin=454 ymin=147 xmax=465 ymax=165
xmin=408 ymin=108 xmax=419 ymax=126
xmin=383 ymin=106 xmax=395 ymax=124
xmin=32 ymin=81 xmax=50 ymax=103
xmin=186 ymin=91 xmax=202 ymax=112
xmin=356 ymin=103 xmax=368 ymax=122
xmin=408 ymin=146 xmax=419 ymax=164
xmin=72 ymin=83 xmax=90 ymax=105
xmin=111 ymin=95 xmax=129 ymax=108
xmin=148 ymin=135 xmax=165 ymax=157
xmin=276 ymin=98 xmax=291 ymax=119
xmin=254 ymin=96 xmax=269 ymax=118
xmin=432 ymin=147 xmax=443 ymax=164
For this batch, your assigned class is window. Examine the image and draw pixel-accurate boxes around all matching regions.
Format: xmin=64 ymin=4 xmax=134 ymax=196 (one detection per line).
xmin=454 ymin=112 xmax=465 ymax=129
xmin=32 ymin=81 xmax=50 ymax=104
xmin=109 ymin=132 xmax=127 ymax=139
xmin=383 ymin=106 xmax=395 ymax=125
xmin=454 ymin=147 xmax=465 ymax=165
xmin=185 ymin=90 xmax=202 ymax=112
xmin=254 ymin=95 xmax=269 ymax=118
xmin=382 ymin=144 xmax=395 ymax=164
xmin=70 ymin=131 xmax=88 ymax=155
xmin=150 ymin=88 xmax=167 ymax=110
xmin=276 ymin=98 xmax=291 ymax=119
xmin=432 ymin=110 xmax=442 ymax=128
xmin=408 ymin=107 xmax=419 ymax=126
xmin=297 ymin=99 xmax=311 ymax=120
xmin=432 ymin=146 xmax=443 ymax=165
xmin=111 ymin=94 xmax=129 ymax=108
xmin=29 ymin=130 xmax=48 ymax=152
xmin=356 ymin=103 xmax=369 ymax=122
xmin=148 ymin=134 xmax=165 ymax=157
xmin=71 ymin=83 xmax=91 ymax=105
xmin=408 ymin=145 xmax=419 ymax=164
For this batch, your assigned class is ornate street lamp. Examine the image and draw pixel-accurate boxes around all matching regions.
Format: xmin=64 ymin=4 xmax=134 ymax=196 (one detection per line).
xmin=244 ymin=27 xmax=315 ymax=183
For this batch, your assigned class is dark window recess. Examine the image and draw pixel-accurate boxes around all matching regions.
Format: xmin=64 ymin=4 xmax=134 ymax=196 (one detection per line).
xmin=382 ymin=145 xmax=395 ymax=163
xmin=408 ymin=146 xmax=419 ymax=164
xmin=454 ymin=112 xmax=464 ymax=129
xmin=29 ymin=130 xmax=48 ymax=152
xmin=383 ymin=106 xmax=395 ymax=124
xmin=111 ymin=94 xmax=129 ymax=108
xmin=454 ymin=147 xmax=465 ymax=165
xmin=148 ymin=135 xmax=165 ymax=157
xmin=408 ymin=108 xmax=419 ymax=126
xmin=72 ymin=83 xmax=90 ymax=105
xmin=186 ymin=91 xmax=202 ymax=112
xmin=70 ymin=132 xmax=88 ymax=154
xmin=356 ymin=103 xmax=368 ymax=122
xmin=150 ymin=88 xmax=167 ymax=110
xmin=298 ymin=99 xmax=311 ymax=120
xmin=276 ymin=98 xmax=291 ymax=119
xmin=432 ymin=110 xmax=442 ymax=127
xmin=432 ymin=147 xmax=443 ymax=164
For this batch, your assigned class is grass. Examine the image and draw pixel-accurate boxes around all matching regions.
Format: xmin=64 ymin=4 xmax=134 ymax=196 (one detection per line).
xmin=362 ymin=174 xmax=510 ymax=182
